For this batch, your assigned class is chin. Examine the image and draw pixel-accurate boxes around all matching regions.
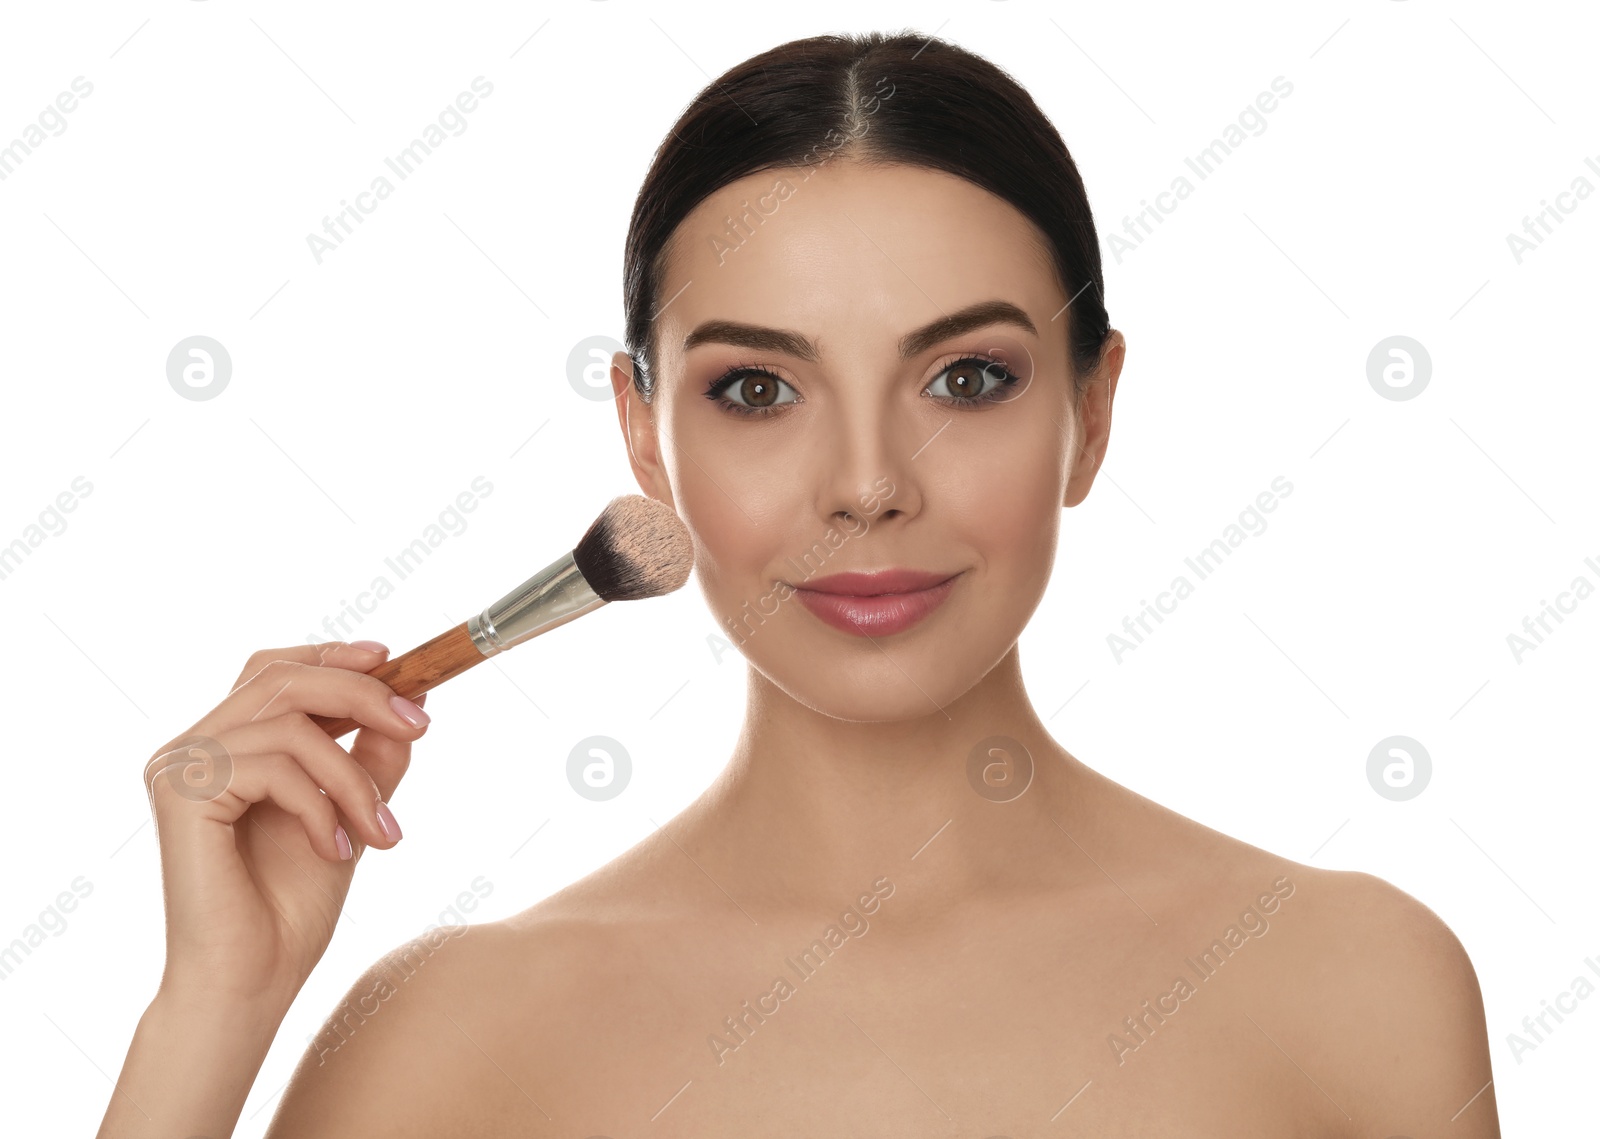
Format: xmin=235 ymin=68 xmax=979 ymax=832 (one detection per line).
xmin=737 ymin=613 xmax=1016 ymax=723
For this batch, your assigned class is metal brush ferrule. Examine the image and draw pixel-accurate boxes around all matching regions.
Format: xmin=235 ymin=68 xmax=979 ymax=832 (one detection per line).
xmin=467 ymin=549 xmax=606 ymax=656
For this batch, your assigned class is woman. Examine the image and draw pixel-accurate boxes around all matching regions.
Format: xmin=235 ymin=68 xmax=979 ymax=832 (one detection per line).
xmin=100 ymin=30 xmax=1499 ymax=1137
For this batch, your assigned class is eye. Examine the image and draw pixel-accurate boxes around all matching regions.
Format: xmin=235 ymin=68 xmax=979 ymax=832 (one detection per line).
xmin=923 ymin=355 xmax=1022 ymax=406
xmin=704 ymin=367 xmax=801 ymax=417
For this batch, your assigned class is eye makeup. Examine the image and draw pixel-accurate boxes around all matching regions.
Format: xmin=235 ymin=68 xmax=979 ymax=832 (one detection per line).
xmin=702 ymin=351 xmax=1026 ymax=418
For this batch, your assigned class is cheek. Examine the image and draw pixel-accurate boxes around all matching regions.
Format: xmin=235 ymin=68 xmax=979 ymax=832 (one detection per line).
xmin=937 ymin=422 xmax=1065 ymax=577
xmin=660 ymin=416 xmax=800 ymax=593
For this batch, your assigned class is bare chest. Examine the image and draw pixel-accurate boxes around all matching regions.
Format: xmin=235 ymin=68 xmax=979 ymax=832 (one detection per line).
xmin=457 ymin=915 xmax=1343 ymax=1138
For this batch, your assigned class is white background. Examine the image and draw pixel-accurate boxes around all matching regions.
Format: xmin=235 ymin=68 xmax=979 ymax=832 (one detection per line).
xmin=0 ymin=1 xmax=1594 ymax=1133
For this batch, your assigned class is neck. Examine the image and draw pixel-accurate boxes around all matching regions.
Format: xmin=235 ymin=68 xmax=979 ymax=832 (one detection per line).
xmin=678 ymin=645 xmax=1094 ymax=915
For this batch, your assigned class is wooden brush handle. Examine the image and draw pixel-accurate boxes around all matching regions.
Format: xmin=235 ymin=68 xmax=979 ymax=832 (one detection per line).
xmin=311 ymin=622 xmax=486 ymax=739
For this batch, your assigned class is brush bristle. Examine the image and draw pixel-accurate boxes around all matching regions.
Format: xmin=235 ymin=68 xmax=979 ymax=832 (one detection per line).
xmin=572 ymin=495 xmax=694 ymax=602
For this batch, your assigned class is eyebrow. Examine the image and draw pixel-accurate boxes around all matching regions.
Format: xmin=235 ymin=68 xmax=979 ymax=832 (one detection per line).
xmin=680 ymin=299 xmax=1039 ymax=362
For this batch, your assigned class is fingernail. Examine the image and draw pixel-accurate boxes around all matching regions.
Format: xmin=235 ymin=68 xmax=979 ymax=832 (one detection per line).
xmin=334 ymin=824 xmax=353 ymax=860
xmin=375 ymin=800 xmax=402 ymax=842
xmin=352 ymin=640 xmax=389 ymax=653
xmin=390 ymin=694 xmax=430 ymax=727
xmin=414 ymin=691 xmax=427 ymax=708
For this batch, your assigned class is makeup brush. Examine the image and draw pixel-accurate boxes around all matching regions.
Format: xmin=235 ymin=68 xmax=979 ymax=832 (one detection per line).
xmin=310 ymin=494 xmax=693 ymax=739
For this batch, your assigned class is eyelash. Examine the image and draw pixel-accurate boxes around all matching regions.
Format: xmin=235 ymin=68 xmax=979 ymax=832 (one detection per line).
xmin=703 ymin=354 xmax=1023 ymax=419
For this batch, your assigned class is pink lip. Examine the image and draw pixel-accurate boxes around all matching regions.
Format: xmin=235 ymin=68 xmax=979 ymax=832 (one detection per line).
xmin=790 ymin=569 xmax=962 ymax=637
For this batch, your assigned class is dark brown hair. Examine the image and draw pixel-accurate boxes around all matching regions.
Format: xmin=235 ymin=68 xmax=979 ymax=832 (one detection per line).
xmin=622 ymin=29 xmax=1112 ymax=404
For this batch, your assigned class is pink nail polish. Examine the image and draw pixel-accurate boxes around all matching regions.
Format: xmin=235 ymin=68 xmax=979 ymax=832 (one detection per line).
xmin=375 ymin=800 xmax=402 ymax=842
xmin=352 ymin=640 xmax=389 ymax=653
xmin=390 ymin=694 xmax=430 ymax=727
xmin=334 ymin=825 xmax=353 ymax=860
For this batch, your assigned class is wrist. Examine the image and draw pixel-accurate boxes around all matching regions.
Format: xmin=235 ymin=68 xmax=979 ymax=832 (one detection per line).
xmin=149 ymin=983 xmax=293 ymax=1039
xmin=97 ymin=989 xmax=290 ymax=1139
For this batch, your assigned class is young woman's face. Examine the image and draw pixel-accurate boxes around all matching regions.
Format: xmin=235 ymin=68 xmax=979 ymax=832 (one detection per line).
xmin=613 ymin=161 xmax=1118 ymax=721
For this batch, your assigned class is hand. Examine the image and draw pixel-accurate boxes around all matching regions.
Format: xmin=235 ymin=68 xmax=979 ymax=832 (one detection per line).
xmin=143 ymin=640 xmax=430 ymax=1013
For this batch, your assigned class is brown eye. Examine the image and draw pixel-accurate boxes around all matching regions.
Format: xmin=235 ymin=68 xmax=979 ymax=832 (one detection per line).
xmin=740 ymin=375 xmax=779 ymax=407
xmin=944 ymin=362 xmax=987 ymax=398
xmin=925 ymin=356 xmax=1020 ymax=404
xmin=706 ymin=369 xmax=800 ymax=415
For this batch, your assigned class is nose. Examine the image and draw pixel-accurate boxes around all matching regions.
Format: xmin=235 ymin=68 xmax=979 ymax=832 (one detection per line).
xmin=816 ymin=400 xmax=922 ymax=529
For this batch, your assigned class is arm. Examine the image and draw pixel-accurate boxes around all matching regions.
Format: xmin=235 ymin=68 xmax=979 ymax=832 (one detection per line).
xmin=97 ymin=991 xmax=289 ymax=1138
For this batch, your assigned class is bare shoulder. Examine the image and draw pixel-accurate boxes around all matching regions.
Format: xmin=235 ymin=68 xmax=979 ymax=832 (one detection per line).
xmin=1267 ymin=866 xmax=1499 ymax=1135
xmin=1072 ymin=765 xmax=1499 ymax=1134
xmin=265 ymin=863 xmax=665 ymax=1139
xmin=265 ymin=903 xmax=617 ymax=1138
xmin=1164 ymin=847 xmax=1500 ymax=1137
xmin=263 ymin=922 xmax=523 ymax=1137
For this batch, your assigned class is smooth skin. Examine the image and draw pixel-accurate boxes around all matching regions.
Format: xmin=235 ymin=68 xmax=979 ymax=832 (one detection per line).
xmin=103 ymin=160 xmax=1499 ymax=1137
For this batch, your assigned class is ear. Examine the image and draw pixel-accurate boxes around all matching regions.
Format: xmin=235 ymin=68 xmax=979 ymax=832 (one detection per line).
xmin=611 ymin=351 xmax=675 ymax=509
xmin=1063 ymin=330 xmax=1125 ymax=509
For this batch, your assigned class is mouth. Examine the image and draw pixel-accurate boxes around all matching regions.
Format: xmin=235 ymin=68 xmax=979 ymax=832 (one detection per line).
xmin=788 ymin=569 xmax=962 ymax=637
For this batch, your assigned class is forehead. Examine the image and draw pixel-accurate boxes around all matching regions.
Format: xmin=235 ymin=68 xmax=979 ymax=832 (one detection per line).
xmin=655 ymin=162 xmax=1060 ymax=361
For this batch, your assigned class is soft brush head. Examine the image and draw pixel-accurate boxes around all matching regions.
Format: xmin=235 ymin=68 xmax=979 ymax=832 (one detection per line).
xmin=573 ymin=494 xmax=694 ymax=602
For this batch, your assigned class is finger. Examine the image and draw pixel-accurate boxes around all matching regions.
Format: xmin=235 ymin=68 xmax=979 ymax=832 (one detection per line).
xmin=230 ymin=640 xmax=390 ymax=693
xmin=205 ymin=658 xmax=429 ymax=744
xmin=207 ymin=716 xmax=400 ymax=851
xmin=348 ymin=693 xmax=418 ymax=805
xmin=147 ymin=747 xmax=348 ymax=864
